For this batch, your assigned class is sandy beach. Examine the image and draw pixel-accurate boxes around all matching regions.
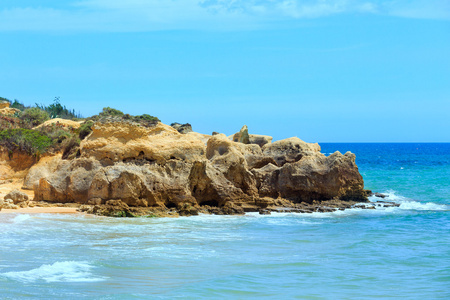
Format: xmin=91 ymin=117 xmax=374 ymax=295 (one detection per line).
xmin=0 ymin=207 xmax=80 ymax=214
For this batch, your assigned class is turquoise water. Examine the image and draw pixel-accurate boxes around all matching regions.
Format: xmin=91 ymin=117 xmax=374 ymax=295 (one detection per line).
xmin=1 ymin=143 xmax=449 ymax=299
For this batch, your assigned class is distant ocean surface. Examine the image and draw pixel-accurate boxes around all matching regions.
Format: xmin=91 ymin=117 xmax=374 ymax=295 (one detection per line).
xmin=1 ymin=143 xmax=449 ymax=299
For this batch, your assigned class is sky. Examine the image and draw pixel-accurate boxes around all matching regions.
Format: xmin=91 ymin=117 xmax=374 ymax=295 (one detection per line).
xmin=0 ymin=0 xmax=449 ymax=142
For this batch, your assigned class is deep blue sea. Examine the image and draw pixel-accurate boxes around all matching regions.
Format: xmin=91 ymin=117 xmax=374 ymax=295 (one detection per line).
xmin=1 ymin=143 xmax=449 ymax=299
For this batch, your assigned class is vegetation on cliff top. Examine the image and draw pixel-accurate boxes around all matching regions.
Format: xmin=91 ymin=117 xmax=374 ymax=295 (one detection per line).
xmin=0 ymin=129 xmax=52 ymax=157
xmin=89 ymin=107 xmax=160 ymax=127
xmin=0 ymin=96 xmax=160 ymax=158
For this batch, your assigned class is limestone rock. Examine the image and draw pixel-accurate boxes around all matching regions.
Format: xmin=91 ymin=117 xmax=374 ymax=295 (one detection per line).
xmin=4 ymin=189 xmax=29 ymax=204
xmin=171 ymin=123 xmax=193 ymax=134
xmin=0 ymin=198 xmax=19 ymax=209
xmin=0 ymin=101 xmax=9 ymax=109
xmin=249 ymin=134 xmax=273 ymax=147
xmin=230 ymin=125 xmax=250 ymax=144
xmin=81 ymin=121 xmax=206 ymax=164
xmin=32 ymin=121 xmax=368 ymax=216
xmin=23 ymin=154 xmax=63 ymax=190
xmin=275 ymin=151 xmax=366 ymax=203
xmin=0 ymin=101 xmax=20 ymax=116
xmin=186 ymin=132 xmax=211 ymax=144
xmin=34 ymin=158 xmax=102 ymax=203
xmin=262 ymin=137 xmax=321 ymax=167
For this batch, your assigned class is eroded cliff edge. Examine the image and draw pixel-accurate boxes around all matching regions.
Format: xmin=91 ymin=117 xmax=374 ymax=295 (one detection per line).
xmin=23 ymin=120 xmax=369 ymax=216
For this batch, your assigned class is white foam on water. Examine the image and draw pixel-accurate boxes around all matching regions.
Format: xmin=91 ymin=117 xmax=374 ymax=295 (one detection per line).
xmin=1 ymin=261 xmax=105 ymax=283
xmin=369 ymin=190 xmax=449 ymax=212
xmin=12 ymin=214 xmax=32 ymax=223
xmin=398 ymin=201 xmax=449 ymax=211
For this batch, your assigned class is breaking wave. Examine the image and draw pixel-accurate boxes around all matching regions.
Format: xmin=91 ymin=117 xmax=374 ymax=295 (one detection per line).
xmin=369 ymin=190 xmax=449 ymax=211
xmin=1 ymin=261 xmax=105 ymax=283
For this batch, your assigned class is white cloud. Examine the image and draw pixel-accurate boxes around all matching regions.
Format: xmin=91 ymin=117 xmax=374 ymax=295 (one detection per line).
xmin=0 ymin=0 xmax=448 ymax=32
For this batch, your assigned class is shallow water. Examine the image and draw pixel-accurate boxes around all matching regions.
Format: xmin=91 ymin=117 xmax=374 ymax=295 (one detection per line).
xmin=1 ymin=143 xmax=449 ymax=299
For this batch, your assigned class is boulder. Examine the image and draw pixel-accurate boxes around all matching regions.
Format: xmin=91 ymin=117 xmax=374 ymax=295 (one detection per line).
xmin=0 ymin=199 xmax=19 ymax=209
xmin=4 ymin=189 xmax=29 ymax=204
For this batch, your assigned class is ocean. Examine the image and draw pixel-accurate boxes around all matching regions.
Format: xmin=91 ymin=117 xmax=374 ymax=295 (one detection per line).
xmin=1 ymin=143 xmax=449 ymax=299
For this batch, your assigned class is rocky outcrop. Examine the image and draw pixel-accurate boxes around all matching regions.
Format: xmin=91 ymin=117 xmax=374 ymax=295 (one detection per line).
xmin=0 ymin=199 xmax=19 ymax=210
xmin=0 ymin=101 xmax=9 ymax=109
xmin=231 ymin=125 xmax=250 ymax=144
xmin=81 ymin=122 xmax=205 ymax=164
xmin=4 ymin=189 xmax=29 ymax=204
xmin=0 ymin=101 xmax=20 ymax=116
xmin=171 ymin=123 xmax=193 ymax=134
xmin=23 ymin=154 xmax=62 ymax=190
xmin=32 ymin=120 xmax=368 ymax=216
xmin=230 ymin=125 xmax=273 ymax=148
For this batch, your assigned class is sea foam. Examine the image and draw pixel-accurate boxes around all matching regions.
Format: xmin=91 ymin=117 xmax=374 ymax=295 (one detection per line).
xmin=1 ymin=261 xmax=105 ymax=283
xmin=12 ymin=214 xmax=32 ymax=223
xmin=369 ymin=190 xmax=449 ymax=211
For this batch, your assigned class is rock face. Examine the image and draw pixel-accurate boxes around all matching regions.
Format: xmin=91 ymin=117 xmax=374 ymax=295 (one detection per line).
xmin=23 ymin=154 xmax=62 ymax=190
xmin=33 ymin=121 xmax=368 ymax=214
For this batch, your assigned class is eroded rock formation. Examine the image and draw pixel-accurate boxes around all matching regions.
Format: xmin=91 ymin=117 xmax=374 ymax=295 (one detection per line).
xmin=31 ymin=121 xmax=368 ymax=215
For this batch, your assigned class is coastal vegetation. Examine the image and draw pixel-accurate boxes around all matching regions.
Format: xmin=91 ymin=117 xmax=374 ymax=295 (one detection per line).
xmin=0 ymin=96 xmax=159 ymax=158
xmin=0 ymin=128 xmax=52 ymax=157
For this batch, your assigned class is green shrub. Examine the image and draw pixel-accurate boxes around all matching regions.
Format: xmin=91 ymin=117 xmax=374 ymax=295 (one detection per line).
xmin=0 ymin=129 xmax=52 ymax=156
xmin=78 ymin=120 xmax=94 ymax=140
xmin=133 ymin=114 xmax=160 ymax=123
xmin=37 ymin=126 xmax=72 ymax=144
xmin=20 ymin=107 xmax=50 ymax=127
xmin=0 ymin=115 xmax=26 ymax=129
xmin=99 ymin=107 xmax=124 ymax=117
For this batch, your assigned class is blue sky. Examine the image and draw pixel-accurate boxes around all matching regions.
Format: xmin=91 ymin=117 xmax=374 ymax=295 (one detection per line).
xmin=1 ymin=0 xmax=449 ymax=142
